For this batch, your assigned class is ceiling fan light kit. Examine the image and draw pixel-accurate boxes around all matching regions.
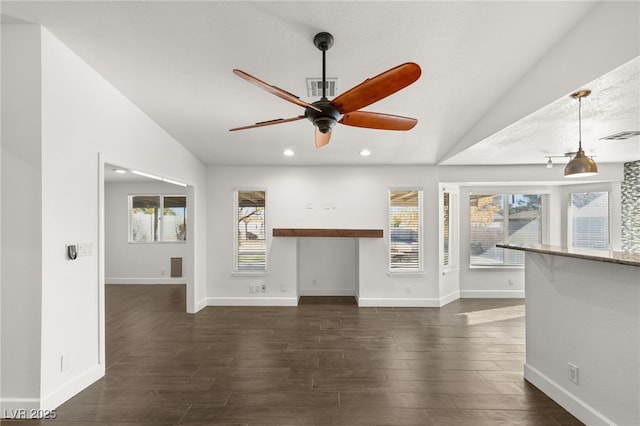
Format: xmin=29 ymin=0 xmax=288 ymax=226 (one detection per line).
xmin=230 ymin=32 xmax=421 ymax=148
xmin=564 ymin=89 xmax=598 ymax=178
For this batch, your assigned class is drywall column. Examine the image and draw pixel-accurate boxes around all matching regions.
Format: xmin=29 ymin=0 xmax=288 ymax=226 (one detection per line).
xmin=1 ymin=24 xmax=44 ymax=413
xmin=520 ymin=248 xmax=639 ymax=425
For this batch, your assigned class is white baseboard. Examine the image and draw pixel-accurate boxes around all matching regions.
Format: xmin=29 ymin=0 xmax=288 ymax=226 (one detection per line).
xmin=105 ymin=277 xmax=187 ymax=285
xmin=207 ymin=297 xmax=298 ymax=306
xmin=357 ymin=297 xmax=443 ymax=307
xmin=298 ymin=288 xmax=355 ymax=297
xmin=1 ymin=365 xmax=103 ymax=418
xmin=460 ymin=289 xmax=525 ymax=298
xmin=524 ymin=363 xmax=615 ymax=426
xmin=0 ymin=398 xmax=40 ymax=419
xmin=439 ymin=290 xmax=460 ymax=306
xmin=40 ymin=365 xmax=104 ymax=411
xmin=194 ymin=298 xmax=208 ymax=313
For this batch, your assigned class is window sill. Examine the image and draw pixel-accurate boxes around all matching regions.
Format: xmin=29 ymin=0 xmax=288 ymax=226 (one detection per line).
xmin=128 ymin=241 xmax=187 ymax=244
xmin=468 ymin=265 xmax=523 ymax=270
xmin=231 ymin=271 xmax=269 ymax=277
xmin=387 ymin=271 xmax=425 ymax=278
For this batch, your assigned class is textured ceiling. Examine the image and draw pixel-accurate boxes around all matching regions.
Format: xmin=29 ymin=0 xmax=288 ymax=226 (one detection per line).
xmin=2 ymin=1 xmax=638 ymax=168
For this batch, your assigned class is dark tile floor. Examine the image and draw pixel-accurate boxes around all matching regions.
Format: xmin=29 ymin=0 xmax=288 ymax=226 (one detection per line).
xmin=3 ymin=286 xmax=583 ymax=425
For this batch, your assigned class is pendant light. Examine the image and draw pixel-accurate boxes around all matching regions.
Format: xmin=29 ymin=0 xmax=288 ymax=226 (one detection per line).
xmin=564 ymin=90 xmax=598 ymax=178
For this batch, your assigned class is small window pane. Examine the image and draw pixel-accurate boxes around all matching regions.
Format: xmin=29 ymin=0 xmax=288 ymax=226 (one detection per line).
xmin=390 ymin=190 xmax=421 ymax=270
xmin=505 ymin=194 xmax=543 ymax=265
xmin=162 ymin=196 xmax=187 ymax=242
xmin=470 ymin=195 xmax=504 ymax=265
xmin=569 ymin=192 xmax=609 ymax=250
xmin=443 ymin=192 xmax=450 ymax=267
xmin=470 ymin=193 xmax=544 ymax=266
xmin=237 ymin=190 xmax=266 ymax=271
xmin=130 ymin=196 xmax=160 ymax=242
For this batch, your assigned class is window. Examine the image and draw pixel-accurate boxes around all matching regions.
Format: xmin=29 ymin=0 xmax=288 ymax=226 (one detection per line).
xmin=443 ymin=192 xmax=451 ymax=268
xmin=469 ymin=194 xmax=544 ymax=266
xmin=129 ymin=195 xmax=186 ymax=243
xmin=389 ymin=189 xmax=422 ymax=271
xmin=235 ymin=190 xmax=266 ymax=271
xmin=568 ymin=191 xmax=609 ymax=250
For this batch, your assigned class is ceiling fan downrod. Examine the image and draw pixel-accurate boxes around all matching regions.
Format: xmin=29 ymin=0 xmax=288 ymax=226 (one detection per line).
xmin=305 ymin=32 xmax=340 ymax=135
xmin=313 ymin=32 xmax=334 ymax=99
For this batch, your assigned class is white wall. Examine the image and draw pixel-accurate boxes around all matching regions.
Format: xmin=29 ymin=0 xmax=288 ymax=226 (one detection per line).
xmin=298 ymin=237 xmax=357 ymax=296
xmin=524 ymin=252 xmax=639 ymax=425
xmin=207 ymin=165 xmax=443 ymax=307
xmin=1 ymin=24 xmax=208 ymax=414
xmin=1 ymin=24 xmax=43 ymax=411
xmin=105 ymin=181 xmax=187 ymax=284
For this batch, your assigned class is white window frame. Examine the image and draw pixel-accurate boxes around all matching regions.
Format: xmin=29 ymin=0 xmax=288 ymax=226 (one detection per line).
xmin=388 ymin=188 xmax=424 ymax=274
xmin=567 ymin=190 xmax=610 ymax=251
xmin=128 ymin=194 xmax=187 ymax=244
xmin=233 ymin=189 xmax=267 ymax=274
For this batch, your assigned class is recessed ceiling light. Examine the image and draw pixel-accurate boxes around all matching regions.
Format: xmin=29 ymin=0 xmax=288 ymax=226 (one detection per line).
xmin=283 ymin=149 xmax=295 ymax=157
xmin=359 ymin=149 xmax=371 ymax=157
xmin=113 ymin=169 xmax=127 ymax=174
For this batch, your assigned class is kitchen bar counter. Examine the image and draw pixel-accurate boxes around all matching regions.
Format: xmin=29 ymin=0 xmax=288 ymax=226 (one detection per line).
xmin=496 ymin=243 xmax=640 ymax=267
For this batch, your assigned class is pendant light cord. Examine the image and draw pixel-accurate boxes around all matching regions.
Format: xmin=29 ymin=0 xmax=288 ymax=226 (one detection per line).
xmin=578 ymin=97 xmax=582 ymax=150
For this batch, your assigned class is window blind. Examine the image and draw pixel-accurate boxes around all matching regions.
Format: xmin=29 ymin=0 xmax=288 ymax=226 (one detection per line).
xmin=443 ymin=192 xmax=450 ymax=267
xmin=236 ymin=190 xmax=266 ymax=271
xmin=389 ymin=190 xmax=421 ymax=270
xmin=569 ymin=191 xmax=609 ymax=250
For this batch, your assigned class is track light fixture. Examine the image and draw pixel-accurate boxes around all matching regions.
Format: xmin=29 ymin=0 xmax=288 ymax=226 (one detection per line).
xmin=564 ymin=90 xmax=598 ymax=178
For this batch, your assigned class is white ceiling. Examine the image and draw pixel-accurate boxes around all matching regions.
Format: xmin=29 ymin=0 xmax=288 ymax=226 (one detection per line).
xmin=2 ymin=1 xmax=639 ymax=168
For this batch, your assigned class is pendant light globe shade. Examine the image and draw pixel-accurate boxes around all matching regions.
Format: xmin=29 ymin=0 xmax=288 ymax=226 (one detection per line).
xmin=564 ymin=147 xmax=598 ymax=177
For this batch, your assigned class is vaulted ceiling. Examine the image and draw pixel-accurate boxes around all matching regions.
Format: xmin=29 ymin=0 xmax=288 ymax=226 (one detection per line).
xmin=2 ymin=1 xmax=639 ymax=167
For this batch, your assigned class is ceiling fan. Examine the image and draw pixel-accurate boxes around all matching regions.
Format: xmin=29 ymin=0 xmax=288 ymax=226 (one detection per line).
xmin=230 ymin=32 xmax=421 ymax=148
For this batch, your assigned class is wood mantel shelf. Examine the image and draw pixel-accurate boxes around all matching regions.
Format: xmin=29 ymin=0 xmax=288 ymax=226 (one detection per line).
xmin=272 ymin=228 xmax=383 ymax=238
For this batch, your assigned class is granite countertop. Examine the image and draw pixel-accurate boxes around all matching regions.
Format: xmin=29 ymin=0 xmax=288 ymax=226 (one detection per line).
xmin=496 ymin=243 xmax=640 ymax=267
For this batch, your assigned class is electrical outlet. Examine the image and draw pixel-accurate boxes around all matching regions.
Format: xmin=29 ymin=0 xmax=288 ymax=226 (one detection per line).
xmin=568 ymin=363 xmax=579 ymax=384
xmin=77 ymin=242 xmax=93 ymax=257
xmin=405 ymin=284 xmax=412 ymax=294
xmin=160 ymin=269 xmax=167 ymax=276
xmin=508 ymin=279 xmax=514 ymax=286
xmin=249 ymin=284 xmax=255 ymax=294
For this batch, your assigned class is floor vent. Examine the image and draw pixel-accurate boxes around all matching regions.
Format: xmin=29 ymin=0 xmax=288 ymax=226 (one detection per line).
xmin=307 ymin=78 xmax=338 ymax=98
xmin=599 ymin=130 xmax=640 ymax=141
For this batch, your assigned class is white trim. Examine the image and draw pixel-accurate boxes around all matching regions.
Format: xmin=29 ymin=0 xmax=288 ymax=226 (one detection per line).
xmin=0 ymin=398 xmax=40 ymax=419
xmin=40 ymin=365 xmax=104 ymax=411
xmin=439 ymin=290 xmax=460 ymax=306
xmin=460 ymin=290 xmax=524 ymax=298
xmin=230 ymin=271 xmax=268 ymax=277
xmin=105 ymin=277 xmax=187 ymax=285
xmin=524 ymin=363 xmax=616 ymax=426
xmin=387 ymin=271 xmax=425 ymax=277
xmin=207 ymin=297 xmax=298 ymax=307
xmin=298 ymin=288 xmax=355 ymax=297
xmin=357 ymin=297 xmax=442 ymax=308
xmin=194 ymin=297 xmax=208 ymax=313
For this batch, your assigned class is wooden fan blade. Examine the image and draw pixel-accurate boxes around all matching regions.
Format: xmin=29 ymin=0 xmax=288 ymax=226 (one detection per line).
xmin=230 ymin=116 xmax=305 ymax=132
xmin=233 ymin=69 xmax=321 ymax=112
xmin=315 ymin=128 xmax=332 ymax=148
xmin=331 ymin=63 xmax=421 ymax=114
xmin=339 ymin=111 xmax=417 ymax=130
